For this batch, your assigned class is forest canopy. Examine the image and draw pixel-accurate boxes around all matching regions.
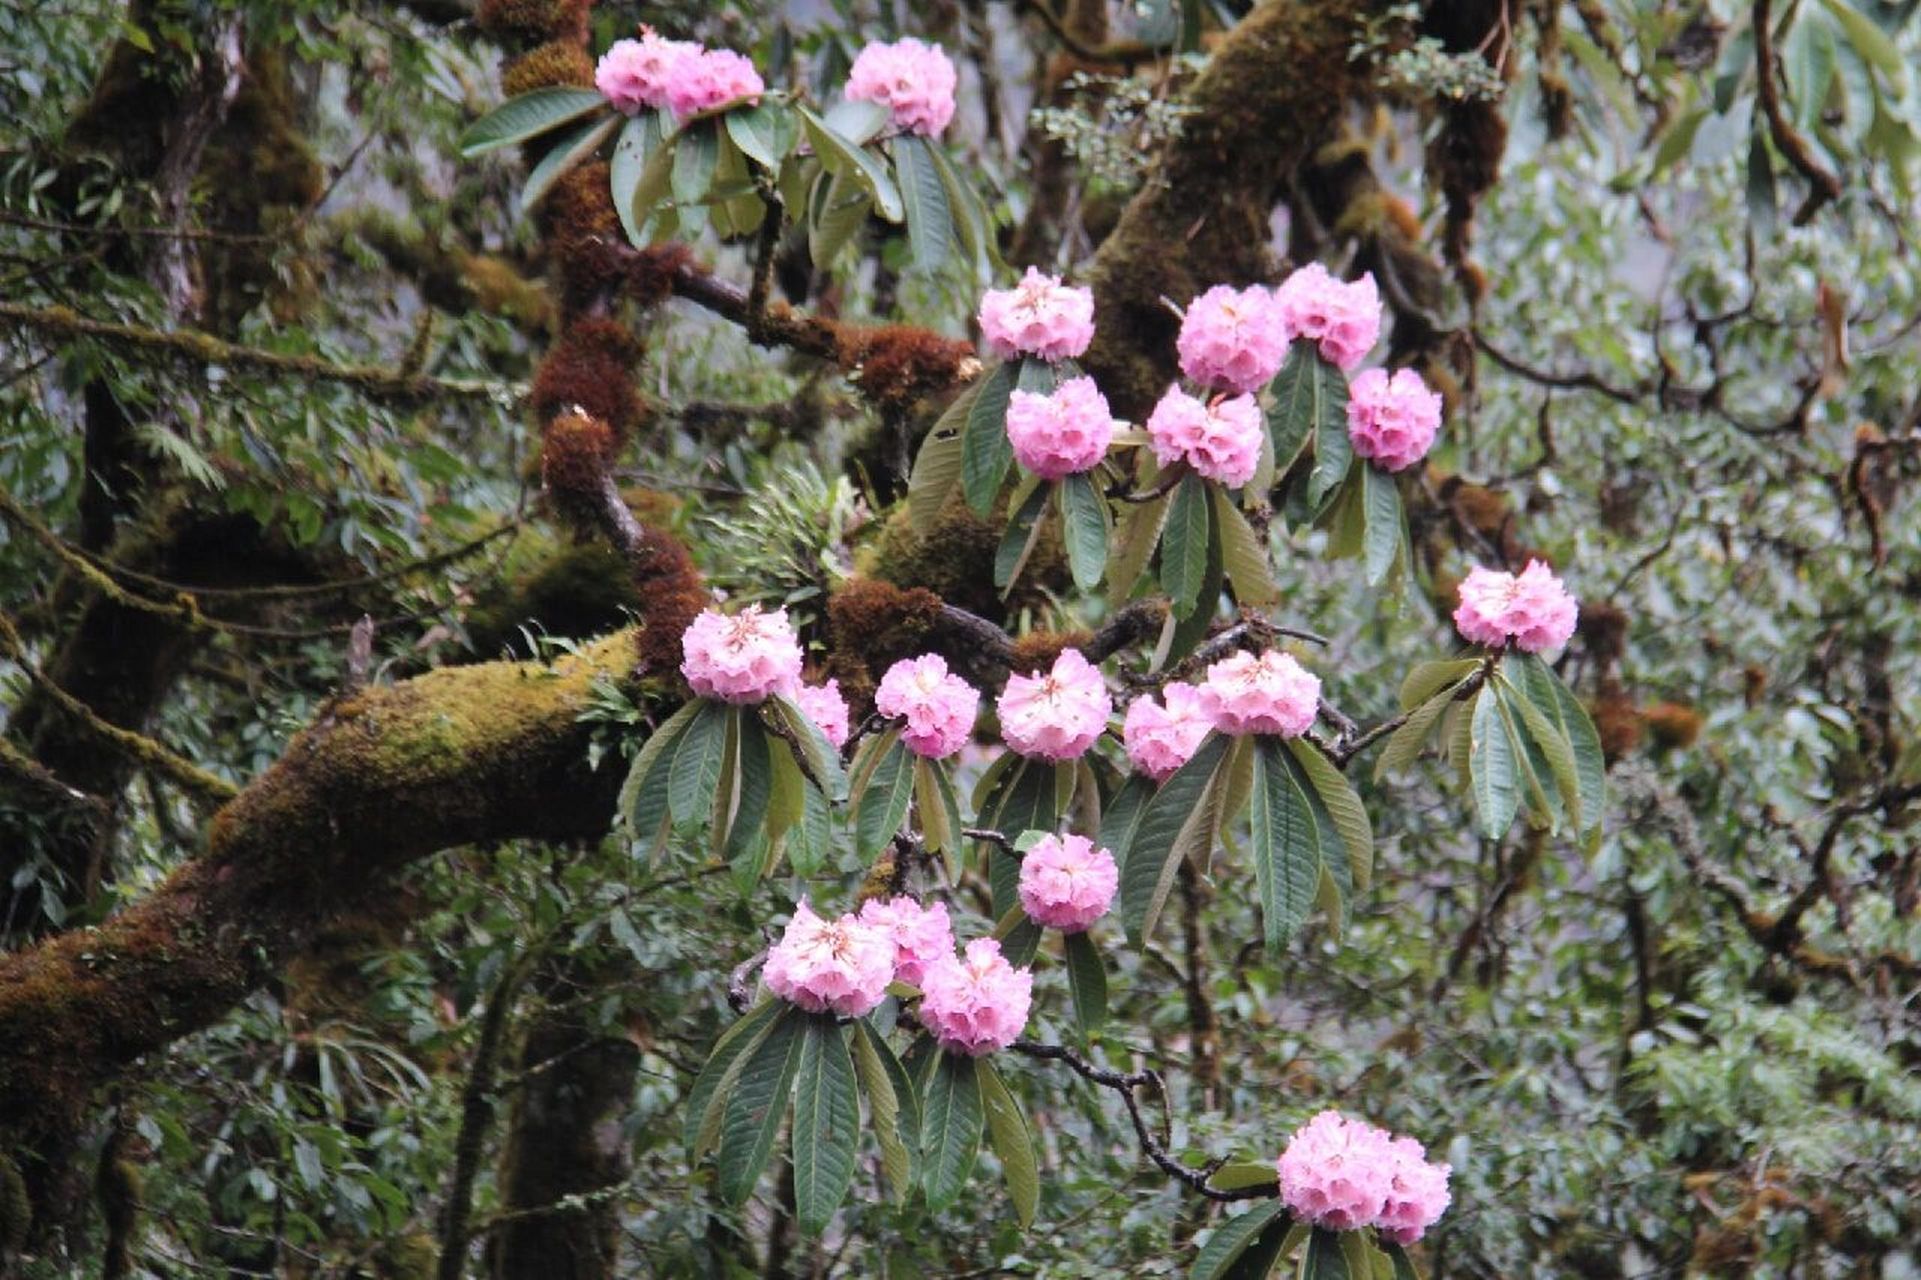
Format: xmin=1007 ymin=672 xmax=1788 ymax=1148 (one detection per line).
xmin=1 ymin=0 xmax=1918 ymax=1277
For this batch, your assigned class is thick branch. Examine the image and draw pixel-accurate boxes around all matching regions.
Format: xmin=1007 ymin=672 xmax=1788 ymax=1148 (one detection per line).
xmin=1754 ymin=0 xmax=1842 ymax=225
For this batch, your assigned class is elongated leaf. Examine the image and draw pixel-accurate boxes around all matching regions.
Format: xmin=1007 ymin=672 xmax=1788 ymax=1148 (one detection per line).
xmin=609 ymin=112 xmax=665 ymax=244
xmin=807 ymin=168 xmax=870 ymax=269
xmin=796 ymin=104 xmax=904 ymax=221
xmin=718 ymin=1005 xmax=805 ymax=1203
xmin=520 ymin=112 xmax=620 ymax=215
xmin=726 ymin=714 xmax=777 ymax=879
xmin=1061 ymin=471 xmax=1111 ymax=593
xmin=1250 ymin=737 xmax=1321 ymax=951
xmin=1208 ymin=1162 xmax=1281 ymax=1192
xmin=823 ymin=97 xmax=890 ymax=144
xmin=852 ymin=1021 xmax=916 ymax=1201
xmin=1269 ymin=342 xmax=1349 ymax=507
xmin=672 ymin=118 xmax=720 ymax=206
xmin=1496 ymin=684 xmax=1563 ymax=831
xmin=915 ymin=755 xmax=965 ymax=863
xmin=1469 ymin=685 xmax=1520 ymax=839
xmin=619 ymin=700 xmax=702 ymax=837
xmin=1514 ymin=654 xmax=1606 ymax=848
xmin=1304 ymin=1226 xmax=1358 ymax=1280
xmin=764 ymin=694 xmax=848 ymax=802
xmin=1000 ymin=914 xmax=1042 ymax=968
xmin=1189 ymin=1200 xmax=1289 ymax=1280
xmin=1373 ymin=690 xmax=1457 ymax=782
xmin=856 ymin=735 xmax=916 ymax=861
xmin=962 ymin=361 xmax=1017 ymax=514
xmin=1400 ymin=659 xmax=1482 ymax=710
xmin=792 ymin=1018 xmax=860 ymax=1235
xmin=789 ymin=781 xmax=834 ymax=877
xmin=1098 ymin=773 xmax=1156 ymax=874
xmin=1063 ymin=929 xmax=1108 ymax=1034
xmin=1383 ymin=1241 xmax=1423 ymax=1280
xmin=920 ymin=1052 xmax=983 ymax=1211
xmin=1213 ymin=486 xmax=1281 ymax=604
xmin=459 ymin=87 xmax=608 ymax=157
xmin=1361 ymin=462 xmax=1403 ymax=586
xmin=893 ymin=133 xmax=952 ymax=273
xmin=925 ymin=136 xmax=997 ymax=279
xmin=1111 ymin=488 xmax=1171 ymax=603
xmin=1122 ymin=732 xmax=1232 ymax=945
xmin=1167 ymin=498 xmax=1225 ymax=662
xmin=684 ymin=998 xmax=783 ymax=1156
xmin=978 ymin=1058 xmax=1039 ymax=1227
xmin=1289 ymin=738 xmax=1373 ymax=892
xmin=669 ymin=701 xmax=732 ymax=831
xmin=765 ymin=737 xmax=807 ymax=851
xmin=908 ymin=380 xmax=979 ymax=531
xmin=725 ymin=100 xmax=799 ymax=170
xmin=1499 ymin=672 xmax=1580 ymax=829
xmin=1161 ymin=472 xmax=1213 ymax=619
xmin=995 ymin=479 xmax=1053 ymax=591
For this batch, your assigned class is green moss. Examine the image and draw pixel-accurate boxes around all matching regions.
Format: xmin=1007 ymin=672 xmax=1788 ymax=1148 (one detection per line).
xmin=0 ymin=1153 xmax=28 ymax=1253
xmin=866 ymin=497 xmax=1068 ymax=621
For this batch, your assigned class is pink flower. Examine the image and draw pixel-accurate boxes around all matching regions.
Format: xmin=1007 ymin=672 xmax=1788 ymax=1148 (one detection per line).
xmin=1347 ymin=367 xmax=1442 ymax=473
xmin=1144 ymin=387 xmax=1264 ymax=488
xmin=794 ymin=678 xmax=850 ymax=749
xmin=595 ymin=29 xmax=699 ymax=114
xmin=1004 ymin=376 xmax=1119 ymax=480
xmin=761 ymin=900 xmax=897 ymax=1018
xmin=1123 ymin=682 xmax=1213 ymax=782
xmin=917 ymin=937 xmax=1033 ymax=1056
xmin=1274 ymin=263 xmax=1381 ymax=371
xmin=1452 ymin=561 xmax=1579 ymax=654
xmin=680 ymin=605 xmax=804 ymax=705
xmin=977 ymin=268 xmax=1097 ymax=363
xmin=1017 ymin=833 xmax=1119 ymax=932
xmin=1177 ymin=284 xmax=1290 ymax=394
xmin=1198 ymin=650 xmax=1321 ymax=737
xmin=844 ymin=37 xmax=958 ymax=137
xmin=875 ymin=654 xmax=979 ymax=759
xmin=1377 ymin=1135 xmax=1453 ymax=1245
xmin=997 ymin=648 xmax=1111 ymax=762
xmin=1276 ymin=1111 xmax=1396 ymax=1232
xmin=857 ymin=895 xmax=955 ymax=986
xmin=665 ymin=47 xmax=765 ymax=118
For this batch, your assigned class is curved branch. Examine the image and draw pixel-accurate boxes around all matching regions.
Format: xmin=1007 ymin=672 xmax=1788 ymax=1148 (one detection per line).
xmin=1754 ymin=0 xmax=1842 ymax=225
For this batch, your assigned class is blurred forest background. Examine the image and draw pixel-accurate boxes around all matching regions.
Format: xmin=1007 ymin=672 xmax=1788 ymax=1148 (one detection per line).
xmin=1 ymin=0 xmax=1918 ymax=1276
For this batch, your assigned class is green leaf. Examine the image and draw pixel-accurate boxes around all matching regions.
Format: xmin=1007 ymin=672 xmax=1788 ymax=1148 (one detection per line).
xmin=1653 ymin=106 xmax=1710 ymax=175
xmin=1166 ymin=498 xmax=1225 ymax=662
xmin=458 ymin=87 xmax=608 ymax=157
xmin=1304 ymin=1226 xmax=1358 ymax=1280
xmin=920 ymin=1052 xmax=984 ymax=1211
xmin=999 ymin=913 xmax=1043 ymax=968
xmin=1821 ymin=0 xmax=1909 ymax=85
xmin=852 ymin=1020 xmax=917 ymax=1202
xmin=1469 ymin=685 xmax=1520 ymax=839
xmin=995 ymin=478 xmax=1053 ymax=592
xmin=1269 ymin=343 xmax=1350 ymax=507
xmin=1399 ymin=659 xmax=1481 ymax=710
xmin=1514 ymin=654 xmax=1606 ymax=848
xmin=669 ymin=701 xmax=732 ymax=831
xmin=718 ymin=1005 xmax=805 ymax=1203
xmin=1249 ymin=738 xmax=1321 ymax=951
xmin=1122 ymin=732 xmax=1231 ymax=945
xmin=684 ymin=998 xmax=784 ymax=1157
xmin=978 ymin=1057 xmax=1039 ymax=1227
xmin=1498 ymin=671 xmax=1580 ymax=829
xmin=1213 ymin=486 xmax=1281 ymax=605
xmin=763 ymin=695 xmax=848 ymax=802
xmin=1063 ymin=929 xmax=1108 ymax=1034
xmin=1161 ymin=471 xmax=1213 ymax=619
xmin=792 ymin=1018 xmax=860 ymax=1235
xmin=725 ymin=714 xmax=778 ymax=881
xmin=807 ymin=168 xmax=871 ymax=269
xmin=925 ymin=136 xmax=997 ymax=280
xmin=1373 ymin=690 xmax=1458 ymax=783
xmin=1361 ymin=463 xmax=1403 ymax=587
xmin=856 ymin=734 xmax=916 ymax=861
xmin=823 ymin=98 xmax=890 ymax=144
xmin=1382 ymin=1241 xmax=1423 ymax=1280
xmin=893 ymin=134 xmax=952 ymax=273
xmin=518 ymin=112 xmax=620 ymax=216
xmin=1060 ymin=471 xmax=1111 ymax=594
xmin=796 ymin=104 xmax=904 ymax=221
xmin=1189 ymin=1201 xmax=1289 ymax=1280
xmin=1098 ymin=773 xmax=1156 ymax=873
xmin=915 ymin=755 xmax=966 ymax=863
xmin=1208 ymin=1162 xmax=1281 ymax=1192
xmin=618 ymin=700 xmax=701 ymax=846
xmin=1110 ymin=488 xmax=1171 ymax=604
xmin=725 ymin=101 xmax=799 ymax=170
xmin=908 ymin=379 xmax=980 ymax=531
xmin=609 ymin=112 xmax=666 ymax=244
xmin=962 ymin=361 xmax=1018 ymax=515
xmin=1289 ymin=738 xmax=1373 ymax=892
xmin=671 ymin=118 xmax=720 ymax=207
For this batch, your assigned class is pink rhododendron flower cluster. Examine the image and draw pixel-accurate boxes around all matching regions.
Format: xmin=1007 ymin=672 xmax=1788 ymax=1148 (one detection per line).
xmin=875 ymin=655 xmax=979 ymax=759
xmin=794 ymin=679 xmax=850 ymax=749
xmin=1198 ymin=650 xmax=1321 ymax=737
xmin=761 ymin=900 xmax=896 ymax=1017
xmin=680 ymin=605 xmax=804 ymax=704
xmin=844 ymin=37 xmax=958 ymax=137
xmin=1017 ymin=833 xmax=1119 ymax=932
xmin=1004 ymin=376 xmax=1119 ymax=480
xmin=1274 ymin=263 xmax=1382 ymax=371
xmin=1275 ymin=1110 xmax=1452 ymax=1243
xmin=1452 ymin=560 xmax=1580 ymax=653
xmin=1347 ymin=367 xmax=1443 ymax=473
xmin=595 ymin=28 xmax=698 ymax=114
xmin=917 ymin=937 xmax=1033 ymax=1055
xmin=1176 ymin=283 xmax=1291 ymax=394
xmin=856 ymin=895 xmax=954 ymax=986
xmin=977 ymin=268 xmax=1097 ymax=362
xmin=1145 ymin=388 xmax=1264 ymax=487
xmin=997 ymin=649 xmax=1112 ymax=761
xmin=1123 ymin=682 xmax=1213 ymax=781
xmin=664 ymin=47 xmax=765 ymax=118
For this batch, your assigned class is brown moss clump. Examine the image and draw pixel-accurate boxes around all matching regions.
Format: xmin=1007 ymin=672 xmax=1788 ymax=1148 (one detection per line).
xmin=837 ymin=326 xmax=978 ymax=415
xmin=625 ymin=242 xmax=693 ymax=308
xmin=476 ymin=0 xmax=590 ymax=45
xmin=1439 ymin=475 xmax=1512 ymax=544
xmin=629 ymin=527 xmax=707 ymax=678
xmin=869 ymin=503 xmax=1004 ymax=619
xmin=1009 ymin=629 xmax=1092 ymax=674
xmin=544 ymin=163 xmax=621 ymax=246
xmin=461 ymin=252 xmax=557 ymax=332
xmin=540 ymin=410 xmax=618 ymax=508
xmin=1643 ymin=702 xmax=1703 ymax=751
xmin=1591 ymin=679 xmax=1643 ymax=766
xmin=531 ymin=318 xmax=644 ymax=437
xmin=502 ymin=40 xmax=595 ymax=95
xmin=1742 ymin=663 xmax=1768 ymax=708
xmin=824 ymin=578 xmax=944 ymax=710
xmin=1577 ymin=600 xmax=1629 ymax=669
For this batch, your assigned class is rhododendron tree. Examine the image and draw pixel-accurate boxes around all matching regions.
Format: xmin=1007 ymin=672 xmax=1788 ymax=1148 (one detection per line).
xmin=6 ymin=2 xmax=1917 ymax=1278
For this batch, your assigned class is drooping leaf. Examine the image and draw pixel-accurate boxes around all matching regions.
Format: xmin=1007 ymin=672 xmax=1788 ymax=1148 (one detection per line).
xmin=995 ymin=479 xmax=1053 ymax=592
xmin=1063 ymin=929 xmax=1108 ymax=1034
xmin=1513 ymin=653 xmax=1606 ymax=849
xmin=1399 ymin=659 xmax=1482 ymax=710
xmin=609 ymin=112 xmax=665 ymax=244
xmin=892 ymin=133 xmax=952 ymax=273
xmin=920 ymin=1051 xmax=984 ymax=1211
xmin=1498 ymin=671 xmax=1581 ymax=830
xmin=724 ymin=712 xmax=777 ymax=881
xmin=855 ymin=733 xmax=916 ymax=861
xmin=1189 ymin=1201 xmax=1290 ymax=1280
xmin=962 ymin=361 xmax=1018 ymax=514
xmin=763 ymin=694 xmax=848 ymax=802
xmin=1162 ymin=471 xmax=1213 ymax=619
xmin=914 ymin=754 xmax=966 ymax=864
xmin=684 ymin=998 xmax=783 ymax=1157
xmin=1290 ymin=738 xmax=1372 ymax=891
xmin=1061 ymin=471 xmax=1112 ymax=593
xmin=792 ymin=1018 xmax=860 ymax=1235
xmin=724 ymin=100 xmax=799 ymax=170
xmin=618 ymin=699 xmax=702 ymax=853
xmin=668 ymin=700 xmax=732 ymax=832
xmin=1110 ymin=488 xmax=1171 ymax=604
xmin=1122 ymin=732 xmax=1232 ymax=945
xmin=1373 ymin=690 xmax=1458 ymax=782
xmin=1269 ymin=343 xmax=1350 ymax=508
xmin=1361 ymin=462 xmax=1403 ymax=587
xmin=1098 ymin=773 xmax=1156 ymax=873
xmin=978 ymin=1057 xmax=1039 ymax=1227
xmin=1303 ymin=1226 xmax=1359 ymax=1280
xmin=1468 ymin=685 xmax=1520 ymax=839
xmin=519 ymin=113 xmax=620 ymax=215
xmin=851 ymin=1020 xmax=916 ymax=1202
xmin=1213 ymin=486 xmax=1282 ymax=605
xmin=459 ymin=87 xmax=608 ymax=157
xmin=1249 ymin=737 xmax=1322 ymax=951
xmin=925 ymin=135 xmax=998 ymax=280
xmin=1166 ymin=497 xmax=1225 ymax=662
xmin=671 ymin=118 xmax=720 ymax=207
xmin=718 ymin=1005 xmax=805 ymax=1203
xmin=807 ymin=168 xmax=871 ymax=269
xmin=908 ymin=379 xmax=980 ymax=531
xmin=796 ymin=103 xmax=904 ymax=221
